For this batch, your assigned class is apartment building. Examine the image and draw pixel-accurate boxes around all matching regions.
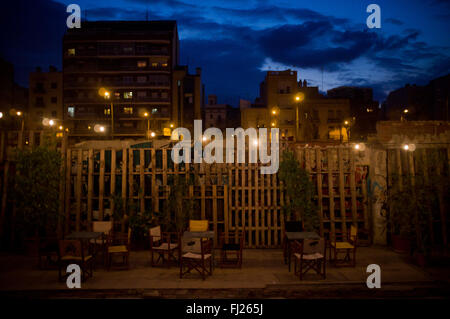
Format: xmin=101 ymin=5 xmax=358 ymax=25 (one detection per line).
xmin=63 ymin=20 xmax=200 ymax=142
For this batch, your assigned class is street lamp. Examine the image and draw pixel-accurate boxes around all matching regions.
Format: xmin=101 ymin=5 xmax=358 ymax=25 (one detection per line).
xmin=99 ymin=88 xmax=113 ymax=138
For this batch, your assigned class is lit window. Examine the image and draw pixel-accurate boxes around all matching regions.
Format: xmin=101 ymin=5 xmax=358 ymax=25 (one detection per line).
xmin=137 ymin=61 xmax=147 ymax=68
xmin=104 ymin=108 xmax=111 ymax=115
xmin=68 ymin=48 xmax=75 ymax=56
xmin=151 ymin=62 xmax=159 ymax=68
xmin=123 ymin=107 xmax=133 ymax=114
xmin=152 ymin=108 xmax=158 ymax=114
xmin=115 ymin=92 xmax=121 ymax=99
xmin=162 ymin=63 xmax=168 ymax=67
xmin=124 ymin=92 xmax=133 ymax=99
xmin=67 ymin=106 xmax=75 ymax=117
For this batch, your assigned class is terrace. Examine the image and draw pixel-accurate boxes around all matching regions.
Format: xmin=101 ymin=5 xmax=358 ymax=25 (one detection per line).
xmin=0 ymin=246 xmax=448 ymax=298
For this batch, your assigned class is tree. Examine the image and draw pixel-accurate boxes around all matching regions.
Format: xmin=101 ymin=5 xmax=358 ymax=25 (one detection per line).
xmin=279 ymin=150 xmax=319 ymax=231
xmin=14 ymin=144 xmax=62 ymax=240
xmin=163 ymin=174 xmax=195 ymax=232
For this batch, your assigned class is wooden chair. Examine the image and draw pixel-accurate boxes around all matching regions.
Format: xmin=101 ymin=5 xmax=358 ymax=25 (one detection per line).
xmin=38 ymin=236 xmax=59 ymax=269
xmin=179 ymin=236 xmax=213 ymax=280
xmin=106 ymin=228 xmax=131 ymax=270
xmin=219 ymin=230 xmax=244 ymax=268
xmin=58 ymin=239 xmax=93 ymax=282
xmin=149 ymin=226 xmax=179 ymax=267
xmin=283 ymin=221 xmax=304 ymax=262
xmin=293 ymin=238 xmax=326 ymax=280
xmin=330 ymin=225 xmax=357 ymax=267
xmin=90 ymin=221 xmax=113 ymax=265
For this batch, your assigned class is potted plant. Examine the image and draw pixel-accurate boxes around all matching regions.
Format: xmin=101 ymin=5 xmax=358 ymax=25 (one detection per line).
xmin=387 ymin=175 xmax=415 ymax=254
xmin=162 ymin=174 xmax=196 ymax=234
xmin=13 ymin=144 xmax=62 ymax=255
xmin=128 ymin=209 xmax=154 ymax=250
xmin=279 ymin=151 xmax=320 ymax=232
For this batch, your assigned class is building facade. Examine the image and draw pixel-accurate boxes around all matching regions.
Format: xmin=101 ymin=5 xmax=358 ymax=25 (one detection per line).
xmin=384 ymin=74 xmax=450 ymax=122
xmin=327 ymin=86 xmax=380 ymax=141
xmin=203 ymin=94 xmax=240 ymax=131
xmin=28 ymin=66 xmax=63 ymax=131
xmin=63 ymin=21 xmax=200 ymax=142
xmin=241 ymin=70 xmax=351 ymax=142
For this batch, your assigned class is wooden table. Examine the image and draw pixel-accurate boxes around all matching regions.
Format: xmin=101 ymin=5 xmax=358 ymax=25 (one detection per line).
xmin=66 ymin=231 xmax=103 ymax=240
xmin=66 ymin=232 xmax=104 ymax=263
xmin=285 ymin=231 xmax=320 ymax=272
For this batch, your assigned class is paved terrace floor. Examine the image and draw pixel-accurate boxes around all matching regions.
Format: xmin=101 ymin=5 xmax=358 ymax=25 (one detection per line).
xmin=0 ymin=246 xmax=449 ymax=298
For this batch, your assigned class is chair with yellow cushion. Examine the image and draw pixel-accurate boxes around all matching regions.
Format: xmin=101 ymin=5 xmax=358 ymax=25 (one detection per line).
xmin=58 ymin=239 xmax=93 ymax=282
xmin=330 ymin=225 xmax=357 ymax=267
xmin=189 ymin=220 xmax=209 ymax=232
xmin=189 ymin=220 xmax=209 ymax=242
xmin=106 ymin=228 xmax=131 ymax=270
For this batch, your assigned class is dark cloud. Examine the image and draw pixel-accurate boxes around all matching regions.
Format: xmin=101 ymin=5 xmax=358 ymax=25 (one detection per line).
xmin=385 ymin=18 xmax=403 ymax=26
xmin=1 ymin=0 xmax=449 ymax=104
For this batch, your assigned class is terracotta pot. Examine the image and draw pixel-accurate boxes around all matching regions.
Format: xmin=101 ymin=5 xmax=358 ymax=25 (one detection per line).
xmin=392 ymin=235 xmax=411 ymax=254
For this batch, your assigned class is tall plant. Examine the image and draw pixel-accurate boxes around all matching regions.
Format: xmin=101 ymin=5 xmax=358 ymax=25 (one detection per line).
xmin=14 ymin=144 xmax=62 ymax=239
xmin=279 ymin=150 xmax=319 ymax=231
xmin=163 ymin=174 xmax=195 ymax=232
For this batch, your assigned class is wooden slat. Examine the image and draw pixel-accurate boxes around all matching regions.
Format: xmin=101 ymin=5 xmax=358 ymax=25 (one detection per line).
xmin=87 ymin=149 xmax=94 ymax=228
xmin=140 ymin=149 xmax=145 ymax=213
xmin=75 ymin=149 xmax=82 ymax=231
xmin=316 ymin=148 xmax=324 ymax=236
xmin=121 ymin=148 xmax=127 ymax=231
xmin=338 ymin=147 xmax=347 ymax=234
xmin=327 ymin=148 xmax=336 ymax=240
xmin=65 ymin=149 xmax=71 ymax=234
xmin=99 ymin=149 xmax=105 ymax=220
xmin=110 ymin=149 xmax=116 ymax=219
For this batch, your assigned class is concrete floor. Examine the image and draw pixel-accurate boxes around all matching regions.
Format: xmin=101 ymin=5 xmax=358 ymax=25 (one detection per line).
xmin=0 ymin=246 xmax=446 ymax=292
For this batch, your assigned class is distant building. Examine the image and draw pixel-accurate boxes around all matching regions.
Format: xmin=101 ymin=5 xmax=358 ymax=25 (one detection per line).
xmin=172 ymin=66 xmax=202 ymax=134
xmin=327 ymin=86 xmax=379 ymax=141
xmin=384 ymin=74 xmax=450 ymax=121
xmin=203 ymin=94 xmax=240 ymax=131
xmin=241 ymin=70 xmax=351 ymax=142
xmin=63 ymin=20 xmax=201 ymax=142
xmin=0 ymin=58 xmax=28 ymax=130
xmin=28 ymin=66 xmax=63 ymax=130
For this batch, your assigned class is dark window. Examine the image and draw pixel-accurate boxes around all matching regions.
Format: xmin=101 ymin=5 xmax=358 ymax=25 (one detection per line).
xmin=36 ymin=97 xmax=44 ymax=107
xmin=51 ymin=82 xmax=57 ymax=89
xmin=51 ymin=111 xmax=57 ymax=117
xmin=51 ymin=97 xmax=57 ymax=104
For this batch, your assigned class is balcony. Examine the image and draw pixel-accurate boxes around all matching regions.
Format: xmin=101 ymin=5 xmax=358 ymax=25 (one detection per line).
xmin=64 ymin=80 xmax=170 ymax=89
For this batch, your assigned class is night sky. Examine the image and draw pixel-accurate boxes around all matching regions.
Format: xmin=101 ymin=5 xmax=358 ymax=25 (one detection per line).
xmin=1 ymin=0 xmax=449 ymax=105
